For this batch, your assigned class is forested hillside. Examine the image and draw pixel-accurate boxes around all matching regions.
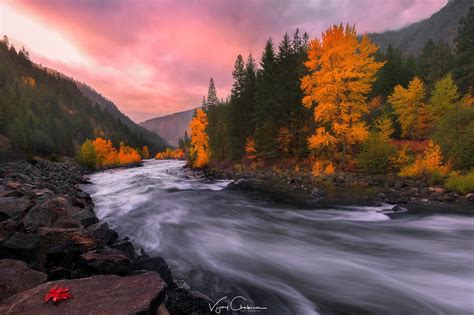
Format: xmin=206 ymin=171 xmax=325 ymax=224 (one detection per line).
xmin=368 ymin=0 xmax=471 ymax=54
xmin=183 ymin=7 xmax=474 ymax=188
xmin=0 ymin=37 xmax=167 ymax=158
xmin=140 ymin=108 xmax=195 ymax=147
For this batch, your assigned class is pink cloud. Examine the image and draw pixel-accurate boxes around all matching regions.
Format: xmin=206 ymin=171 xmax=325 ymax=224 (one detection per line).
xmin=9 ymin=0 xmax=447 ymax=122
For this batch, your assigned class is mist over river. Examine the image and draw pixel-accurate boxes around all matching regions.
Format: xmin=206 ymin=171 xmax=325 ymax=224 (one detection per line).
xmin=83 ymin=159 xmax=474 ymax=314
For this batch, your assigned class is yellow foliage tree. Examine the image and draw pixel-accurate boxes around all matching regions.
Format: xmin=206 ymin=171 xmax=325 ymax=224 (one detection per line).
xmin=374 ymin=114 xmax=394 ymax=139
xmin=399 ymin=141 xmax=450 ymax=178
xmin=388 ymin=77 xmax=430 ymax=140
xmin=155 ymin=148 xmax=184 ymax=159
xmin=301 ymin=24 xmax=384 ymax=166
xmin=189 ymin=109 xmax=210 ymax=168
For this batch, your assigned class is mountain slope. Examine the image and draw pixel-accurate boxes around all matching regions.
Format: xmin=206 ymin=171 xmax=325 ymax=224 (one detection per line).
xmin=75 ymin=82 xmax=169 ymax=151
xmin=140 ymin=108 xmax=196 ymax=147
xmin=0 ymin=38 xmax=168 ymax=157
xmin=368 ymin=0 xmax=472 ymax=54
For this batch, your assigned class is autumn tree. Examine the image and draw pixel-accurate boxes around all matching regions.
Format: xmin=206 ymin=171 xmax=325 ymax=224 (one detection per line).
xmin=301 ymin=24 xmax=384 ymax=166
xmin=142 ymin=146 xmax=150 ymax=159
xmin=78 ymin=139 xmax=96 ymax=169
xmin=92 ymin=137 xmax=115 ymax=166
xmin=429 ymin=73 xmax=459 ymax=122
xmin=388 ymin=77 xmax=430 ymax=140
xmin=189 ymin=109 xmax=210 ymax=168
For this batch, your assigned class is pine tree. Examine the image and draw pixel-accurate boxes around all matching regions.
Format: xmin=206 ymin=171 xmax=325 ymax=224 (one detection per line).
xmin=453 ymin=7 xmax=474 ymax=94
xmin=254 ymin=39 xmax=279 ymax=159
xmin=204 ymin=78 xmax=218 ymax=111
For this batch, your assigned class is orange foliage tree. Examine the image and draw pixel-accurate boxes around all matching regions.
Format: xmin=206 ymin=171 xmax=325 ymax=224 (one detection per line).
xmin=399 ymin=141 xmax=450 ymax=178
xmin=141 ymin=146 xmax=150 ymax=159
xmin=244 ymin=137 xmax=257 ymax=160
xmin=117 ymin=142 xmax=142 ymax=165
xmin=155 ymin=148 xmax=184 ymax=160
xmin=92 ymin=138 xmax=116 ymax=167
xmin=189 ymin=109 xmax=210 ymax=168
xmin=301 ymin=24 xmax=384 ymax=166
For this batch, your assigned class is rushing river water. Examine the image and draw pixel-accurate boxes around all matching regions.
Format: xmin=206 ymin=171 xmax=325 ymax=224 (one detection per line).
xmin=83 ymin=159 xmax=474 ymax=315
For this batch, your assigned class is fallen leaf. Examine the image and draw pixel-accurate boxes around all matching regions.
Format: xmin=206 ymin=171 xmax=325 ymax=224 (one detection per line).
xmin=44 ymin=285 xmax=73 ymax=304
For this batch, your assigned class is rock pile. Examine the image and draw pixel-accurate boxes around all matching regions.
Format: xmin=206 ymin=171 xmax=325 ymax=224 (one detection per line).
xmin=0 ymin=158 xmax=212 ymax=314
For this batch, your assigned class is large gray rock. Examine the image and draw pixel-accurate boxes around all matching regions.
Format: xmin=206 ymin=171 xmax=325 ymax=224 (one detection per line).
xmin=0 ymin=197 xmax=33 ymax=220
xmin=72 ymin=210 xmax=98 ymax=227
xmin=0 ymin=259 xmax=47 ymax=302
xmin=22 ymin=206 xmax=56 ymax=232
xmin=0 ymin=233 xmax=43 ymax=267
xmin=0 ymin=272 xmax=166 ymax=314
xmin=79 ymin=248 xmax=132 ymax=275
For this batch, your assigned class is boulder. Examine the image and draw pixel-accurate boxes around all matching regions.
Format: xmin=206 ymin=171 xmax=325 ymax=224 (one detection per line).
xmin=429 ymin=187 xmax=446 ymax=194
xmin=0 ymin=272 xmax=166 ymax=314
xmin=466 ymin=193 xmax=474 ymax=202
xmin=0 ymin=233 xmax=43 ymax=266
xmin=22 ymin=206 xmax=57 ymax=232
xmin=0 ymin=197 xmax=33 ymax=220
xmin=72 ymin=210 xmax=98 ymax=227
xmin=86 ymin=223 xmax=118 ymax=246
xmin=165 ymin=281 xmax=213 ymax=315
xmin=110 ymin=240 xmax=135 ymax=259
xmin=134 ymin=256 xmax=174 ymax=288
xmin=0 ymin=259 xmax=47 ymax=302
xmin=80 ymin=248 xmax=132 ymax=275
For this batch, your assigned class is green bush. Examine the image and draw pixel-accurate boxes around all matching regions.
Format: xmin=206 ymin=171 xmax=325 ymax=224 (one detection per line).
xmin=445 ymin=171 xmax=474 ymax=194
xmin=358 ymin=134 xmax=396 ymax=174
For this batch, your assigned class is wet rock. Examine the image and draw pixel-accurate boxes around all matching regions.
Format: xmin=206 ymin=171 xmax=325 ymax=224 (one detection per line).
xmin=80 ymin=248 xmax=132 ymax=275
xmin=0 ymin=233 xmax=43 ymax=266
xmin=0 ymin=259 xmax=47 ymax=302
xmin=0 ymin=272 xmax=166 ymax=314
xmin=71 ymin=209 xmax=98 ymax=227
xmin=86 ymin=223 xmax=118 ymax=246
xmin=110 ymin=240 xmax=135 ymax=259
xmin=134 ymin=256 xmax=174 ymax=288
xmin=165 ymin=281 xmax=213 ymax=315
xmin=0 ymin=190 xmax=23 ymax=198
xmin=0 ymin=197 xmax=33 ymax=220
xmin=466 ymin=193 xmax=474 ymax=202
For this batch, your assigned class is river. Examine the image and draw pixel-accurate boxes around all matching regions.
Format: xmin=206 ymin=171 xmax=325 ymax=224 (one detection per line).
xmin=83 ymin=159 xmax=474 ymax=314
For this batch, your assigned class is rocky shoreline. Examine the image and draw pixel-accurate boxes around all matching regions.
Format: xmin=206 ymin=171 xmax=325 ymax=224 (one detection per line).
xmin=0 ymin=158 xmax=212 ymax=314
xmin=197 ymin=166 xmax=474 ymax=213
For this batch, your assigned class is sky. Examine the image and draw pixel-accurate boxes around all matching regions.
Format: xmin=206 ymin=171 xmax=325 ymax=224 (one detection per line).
xmin=0 ymin=0 xmax=447 ymax=122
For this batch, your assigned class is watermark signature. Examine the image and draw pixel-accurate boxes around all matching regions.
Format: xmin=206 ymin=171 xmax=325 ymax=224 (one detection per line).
xmin=209 ymin=296 xmax=268 ymax=313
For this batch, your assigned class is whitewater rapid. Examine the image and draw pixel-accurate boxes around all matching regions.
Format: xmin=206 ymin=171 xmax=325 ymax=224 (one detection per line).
xmin=83 ymin=159 xmax=474 ymax=314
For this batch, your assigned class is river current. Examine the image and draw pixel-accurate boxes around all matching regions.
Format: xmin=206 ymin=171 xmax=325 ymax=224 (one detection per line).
xmin=83 ymin=159 xmax=474 ymax=314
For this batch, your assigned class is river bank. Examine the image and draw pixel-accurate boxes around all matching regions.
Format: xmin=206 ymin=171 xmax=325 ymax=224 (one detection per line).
xmin=197 ymin=163 xmax=474 ymax=213
xmin=0 ymin=158 xmax=212 ymax=314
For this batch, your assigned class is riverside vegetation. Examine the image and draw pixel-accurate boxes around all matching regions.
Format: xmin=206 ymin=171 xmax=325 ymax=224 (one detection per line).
xmin=152 ymin=13 xmax=474 ymax=202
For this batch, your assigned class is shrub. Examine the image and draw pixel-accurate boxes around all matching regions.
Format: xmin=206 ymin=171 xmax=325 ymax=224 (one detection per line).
xmin=399 ymin=141 xmax=450 ymax=179
xmin=445 ymin=171 xmax=474 ymax=194
xmin=357 ymin=134 xmax=396 ymax=174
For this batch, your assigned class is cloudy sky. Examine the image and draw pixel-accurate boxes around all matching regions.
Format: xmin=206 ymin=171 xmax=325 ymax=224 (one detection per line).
xmin=0 ymin=0 xmax=447 ymax=122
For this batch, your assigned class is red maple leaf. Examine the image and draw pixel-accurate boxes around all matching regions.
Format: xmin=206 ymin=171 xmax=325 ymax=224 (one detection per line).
xmin=44 ymin=285 xmax=73 ymax=304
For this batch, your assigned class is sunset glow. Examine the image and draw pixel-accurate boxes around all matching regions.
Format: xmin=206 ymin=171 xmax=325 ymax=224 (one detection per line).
xmin=0 ymin=0 xmax=447 ymax=121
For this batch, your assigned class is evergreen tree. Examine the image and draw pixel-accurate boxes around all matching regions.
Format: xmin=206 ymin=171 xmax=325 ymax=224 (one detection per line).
xmin=255 ymin=39 xmax=279 ymax=159
xmin=453 ymin=6 xmax=474 ymax=94
xmin=204 ymin=78 xmax=218 ymax=111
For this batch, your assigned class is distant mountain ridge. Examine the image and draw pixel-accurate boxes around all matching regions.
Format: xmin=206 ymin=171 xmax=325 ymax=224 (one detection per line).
xmin=0 ymin=38 xmax=168 ymax=157
xmin=140 ymin=108 xmax=196 ymax=147
xmin=368 ymin=0 xmax=472 ymax=54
